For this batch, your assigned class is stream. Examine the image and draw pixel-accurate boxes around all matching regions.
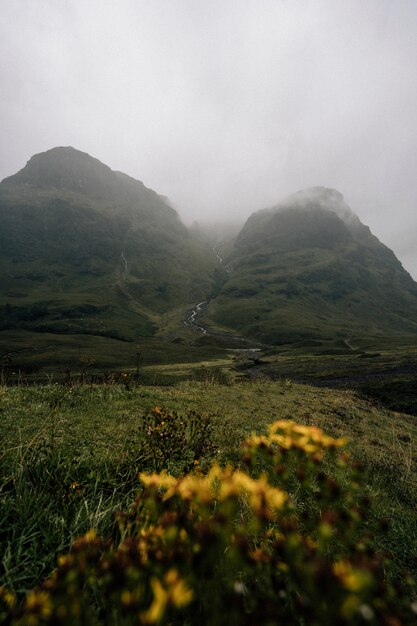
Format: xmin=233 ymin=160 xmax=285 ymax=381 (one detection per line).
xmin=183 ymin=300 xmax=208 ymax=334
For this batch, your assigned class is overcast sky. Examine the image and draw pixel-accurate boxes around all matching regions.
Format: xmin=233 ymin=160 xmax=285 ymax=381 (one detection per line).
xmin=1 ymin=0 xmax=417 ymax=276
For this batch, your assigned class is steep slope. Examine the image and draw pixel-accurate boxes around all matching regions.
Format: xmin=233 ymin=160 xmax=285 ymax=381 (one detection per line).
xmin=0 ymin=147 xmax=217 ymax=342
xmin=208 ymin=187 xmax=417 ymax=349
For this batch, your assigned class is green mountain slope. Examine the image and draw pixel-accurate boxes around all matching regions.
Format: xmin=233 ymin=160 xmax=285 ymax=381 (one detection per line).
xmin=207 ymin=187 xmax=417 ymax=348
xmin=0 ymin=147 xmax=218 ymax=343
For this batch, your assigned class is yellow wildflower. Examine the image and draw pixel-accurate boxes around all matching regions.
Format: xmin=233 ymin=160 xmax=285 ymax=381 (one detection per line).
xmin=84 ymin=529 xmax=98 ymax=542
xmin=165 ymin=569 xmax=194 ymax=607
xmin=140 ymin=471 xmax=177 ymax=491
xmin=333 ymin=561 xmax=374 ymax=592
xmin=0 ymin=586 xmax=16 ymax=608
xmin=141 ymin=578 xmax=167 ymax=623
xmin=141 ymin=570 xmax=193 ymax=623
xmin=57 ymin=554 xmax=73 ymax=568
xmin=121 ymin=590 xmax=133 ymax=606
xmin=26 ymin=590 xmax=52 ymax=618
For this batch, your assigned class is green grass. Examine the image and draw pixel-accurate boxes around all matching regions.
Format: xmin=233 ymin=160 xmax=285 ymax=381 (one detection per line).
xmin=0 ymin=150 xmax=223 ymax=355
xmin=207 ymin=203 xmax=417 ymax=347
xmin=1 ymin=379 xmax=417 ymax=600
xmin=238 ymin=347 xmax=417 ymax=414
xmin=0 ymin=328 xmax=230 ymax=379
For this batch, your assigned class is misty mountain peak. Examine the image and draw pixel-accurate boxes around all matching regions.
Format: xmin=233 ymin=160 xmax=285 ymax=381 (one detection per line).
xmin=0 ymin=147 xmax=187 ymax=241
xmin=1 ymin=146 xmax=118 ymax=196
xmin=0 ymin=147 xmax=177 ymax=215
xmin=7 ymin=145 xmax=108 ymax=176
xmin=275 ymin=186 xmax=361 ymax=228
xmin=236 ymin=186 xmax=379 ymax=256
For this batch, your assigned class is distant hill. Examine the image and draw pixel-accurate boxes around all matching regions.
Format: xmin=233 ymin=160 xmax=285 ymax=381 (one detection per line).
xmin=207 ymin=187 xmax=417 ymax=349
xmin=0 ymin=147 xmax=218 ymax=344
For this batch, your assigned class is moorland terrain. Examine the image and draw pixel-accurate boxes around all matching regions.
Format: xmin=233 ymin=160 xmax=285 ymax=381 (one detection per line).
xmin=1 ymin=148 xmax=417 ymax=623
xmin=2 ymin=149 xmax=417 ymax=410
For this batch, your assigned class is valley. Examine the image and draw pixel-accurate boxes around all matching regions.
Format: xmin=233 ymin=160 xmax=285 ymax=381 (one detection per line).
xmin=1 ymin=148 xmax=417 ymax=623
xmin=3 ymin=150 xmax=417 ymax=398
xmin=3 ymin=0 xmax=417 ymax=620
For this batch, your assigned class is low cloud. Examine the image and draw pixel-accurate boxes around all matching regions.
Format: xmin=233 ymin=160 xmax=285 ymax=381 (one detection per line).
xmin=1 ymin=0 xmax=416 ymax=275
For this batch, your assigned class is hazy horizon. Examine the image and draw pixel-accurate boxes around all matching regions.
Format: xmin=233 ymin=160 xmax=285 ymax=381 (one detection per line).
xmin=1 ymin=1 xmax=416 ymax=277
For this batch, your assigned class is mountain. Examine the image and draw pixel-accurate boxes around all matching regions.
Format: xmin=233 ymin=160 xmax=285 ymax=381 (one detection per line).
xmin=3 ymin=153 xmax=417 ymax=368
xmin=207 ymin=187 xmax=417 ymax=349
xmin=0 ymin=147 xmax=218 ymax=346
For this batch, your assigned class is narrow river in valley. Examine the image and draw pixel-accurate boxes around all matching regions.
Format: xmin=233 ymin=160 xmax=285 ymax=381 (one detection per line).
xmin=183 ymin=301 xmax=208 ymax=334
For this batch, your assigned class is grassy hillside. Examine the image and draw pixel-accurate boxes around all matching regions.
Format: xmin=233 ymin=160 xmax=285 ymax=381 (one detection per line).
xmin=0 ymin=148 xmax=221 ymax=352
xmin=207 ymin=188 xmax=417 ymax=348
xmin=229 ymin=346 xmax=417 ymax=414
xmin=1 ymin=379 xmax=416 ymax=604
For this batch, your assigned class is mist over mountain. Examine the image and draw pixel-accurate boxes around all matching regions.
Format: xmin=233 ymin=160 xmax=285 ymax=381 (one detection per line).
xmin=2 ymin=149 xmax=417 ymax=363
xmin=2 ymin=147 xmax=176 ymax=209
xmin=208 ymin=187 xmax=417 ymax=348
xmin=0 ymin=147 xmax=218 ymax=342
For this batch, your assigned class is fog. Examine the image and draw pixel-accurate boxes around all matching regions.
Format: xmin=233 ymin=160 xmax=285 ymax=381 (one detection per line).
xmin=1 ymin=1 xmax=417 ymax=276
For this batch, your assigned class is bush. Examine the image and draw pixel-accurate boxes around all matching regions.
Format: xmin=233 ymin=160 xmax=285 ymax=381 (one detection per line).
xmin=135 ymin=406 xmax=217 ymax=473
xmin=2 ymin=420 xmax=415 ymax=625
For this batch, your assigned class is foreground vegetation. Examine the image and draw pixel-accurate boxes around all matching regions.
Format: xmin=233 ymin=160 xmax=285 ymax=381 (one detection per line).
xmin=1 ymin=380 xmax=416 ymax=623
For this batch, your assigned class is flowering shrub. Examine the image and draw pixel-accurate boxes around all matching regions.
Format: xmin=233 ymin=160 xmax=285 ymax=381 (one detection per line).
xmin=2 ymin=419 xmax=414 ymax=625
xmin=136 ymin=406 xmax=217 ymax=473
